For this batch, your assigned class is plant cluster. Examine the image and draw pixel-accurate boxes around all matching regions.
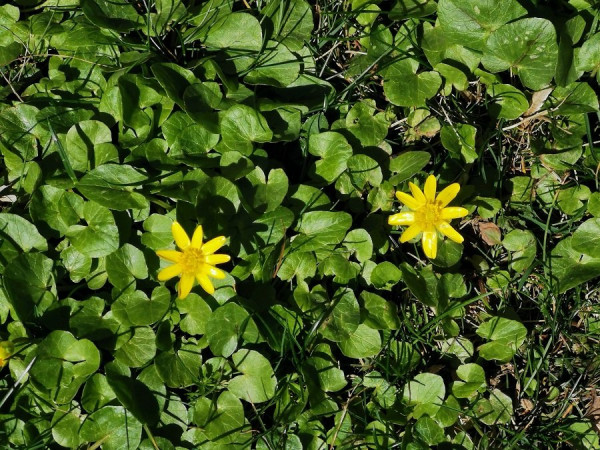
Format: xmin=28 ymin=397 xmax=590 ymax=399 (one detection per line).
xmin=0 ymin=0 xmax=599 ymax=448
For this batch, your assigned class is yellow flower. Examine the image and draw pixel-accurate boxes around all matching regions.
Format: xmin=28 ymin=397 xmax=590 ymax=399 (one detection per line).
xmin=0 ymin=341 xmax=14 ymax=368
xmin=156 ymin=222 xmax=231 ymax=299
xmin=389 ymin=175 xmax=468 ymax=259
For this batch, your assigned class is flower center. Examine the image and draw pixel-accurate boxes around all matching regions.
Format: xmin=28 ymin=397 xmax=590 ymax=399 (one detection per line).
xmin=415 ymin=202 xmax=441 ymax=230
xmin=180 ymin=247 xmax=205 ymax=274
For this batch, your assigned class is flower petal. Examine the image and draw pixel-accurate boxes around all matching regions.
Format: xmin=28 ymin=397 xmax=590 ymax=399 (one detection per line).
xmin=156 ymin=250 xmax=182 ymax=262
xmin=400 ymin=224 xmax=422 ymax=242
xmin=172 ymin=222 xmax=190 ymax=250
xmin=205 ymin=254 xmax=231 ymax=265
xmin=396 ymin=191 xmax=423 ymax=210
xmin=202 ymin=236 xmax=227 ymax=255
xmin=205 ymin=265 xmax=226 ymax=279
xmin=388 ymin=211 xmax=416 ymax=226
xmin=436 ymin=221 xmax=464 ymax=243
xmin=422 ymin=231 xmax=438 ymax=259
xmin=408 ymin=182 xmax=426 ymax=203
xmin=191 ymin=225 xmax=204 ymax=248
xmin=158 ymin=263 xmax=182 ymax=281
xmin=441 ymin=207 xmax=469 ymax=220
xmin=436 ymin=183 xmax=461 ymax=207
xmin=178 ymin=273 xmax=195 ymax=299
xmin=424 ymin=175 xmax=437 ymax=201
xmin=196 ymin=273 xmax=215 ymax=295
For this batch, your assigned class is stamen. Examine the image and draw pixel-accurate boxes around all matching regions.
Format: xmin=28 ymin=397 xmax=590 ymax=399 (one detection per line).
xmin=180 ymin=248 xmax=205 ymax=274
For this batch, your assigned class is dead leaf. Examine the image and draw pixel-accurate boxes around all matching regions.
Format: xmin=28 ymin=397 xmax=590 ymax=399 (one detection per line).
xmin=585 ymin=389 xmax=600 ymax=433
xmin=524 ymin=87 xmax=553 ymax=117
xmin=479 ymin=222 xmax=502 ymax=246
xmin=520 ymin=398 xmax=534 ymax=413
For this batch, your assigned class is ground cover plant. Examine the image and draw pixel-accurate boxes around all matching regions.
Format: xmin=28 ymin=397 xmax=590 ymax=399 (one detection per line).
xmin=0 ymin=0 xmax=599 ymax=448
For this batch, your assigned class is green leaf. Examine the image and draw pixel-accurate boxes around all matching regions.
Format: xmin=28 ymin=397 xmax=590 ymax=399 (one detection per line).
xmin=153 ymin=0 xmax=187 ymax=33
xmin=66 ymin=201 xmax=119 ymax=258
xmin=482 ymin=18 xmax=559 ymax=90
xmin=452 ymin=363 xmax=487 ymax=398
xmin=65 ymin=120 xmax=118 ymax=172
xmin=502 ymin=229 xmax=536 ymax=272
xmin=383 ymin=59 xmax=442 ymax=107
xmin=228 ymin=349 xmax=277 ymax=403
xmin=155 ymin=343 xmax=203 ymax=388
xmin=437 ymin=0 xmax=527 ymax=50
xmin=477 ymin=316 xmax=527 ymax=362
xmin=77 ymin=164 xmax=148 ymax=211
xmin=245 ymin=167 xmax=289 ymax=213
xmin=390 ymin=0 xmax=437 ymax=19
xmin=474 ymin=389 xmax=513 ymax=425
xmin=308 ymin=131 xmax=353 ymax=184
xmin=0 ymin=104 xmax=41 ymax=159
xmin=203 ymin=391 xmax=245 ymax=444
xmin=277 ymin=251 xmax=317 ymax=281
xmin=343 ymin=228 xmax=373 ymax=263
xmin=4 ymin=253 xmax=56 ymax=322
xmin=392 ymin=344 xmax=420 ymax=377
xmin=251 ymin=206 xmax=294 ymax=247
xmin=141 ymin=214 xmax=175 ymax=250
xmin=262 ymin=105 xmax=302 ymax=142
xmin=363 ymin=372 xmax=397 ymax=409
xmin=401 ymin=121 xmax=437 ymax=151
xmin=184 ymin=82 xmax=222 ymax=129
xmin=389 ymin=151 xmax=431 ymax=183
xmin=414 ymin=416 xmax=446 ymax=445
xmin=112 ymin=287 xmax=170 ymax=327
xmin=293 ymin=211 xmax=352 ymax=253
xmin=475 ymin=196 xmax=502 ymax=219
xmin=347 ymin=154 xmax=383 ymax=189
xmin=30 ymin=185 xmax=84 ymax=235
xmin=106 ymin=374 xmax=160 ymax=425
xmin=319 ymin=288 xmax=360 ymax=342
xmin=31 ymin=331 xmax=100 ymax=404
xmin=576 ymin=32 xmax=600 ymax=76
xmin=245 ymin=41 xmax=301 ymax=87
xmin=177 ymin=293 xmax=213 ymax=335
xmin=304 ymin=343 xmax=347 ymax=392
xmin=558 ymin=185 xmax=591 ymax=215
xmin=488 ymin=84 xmax=529 ymax=120
xmin=551 ymin=236 xmax=600 ymax=296
xmin=361 ymin=291 xmax=401 ymax=330
xmin=205 ymin=12 xmax=262 ymax=51
xmin=80 ymin=406 xmax=142 ymax=450
xmin=587 ymin=192 xmax=600 ymax=217
xmin=371 ymin=262 xmax=403 ymax=290
xmin=338 ymin=324 xmax=382 ymax=358
xmin=0 ymin=213 xmax=47 ymax=266
xmin=421 ymin=22 xmax=481 ymax=71
xmin=206 ymin=303 xmax=260 ymax=357
xmin=151 ymin=63 xmax=197 ymax=106
xmin=508 ymin=176 xmax=534 ymax=204
xmin=345 ymin=100 xmax=389 ymax=147
xmin=81 ymin=0 xmax=143 ymax=32
xmin=321 ymin=253 xmax=360 ymax=284
xmin=220 ymin=105 xmax=273 ymax=154
xmin=114 ymin=326 xmax=157 ymax=368
xmin=106 ymin=244 xmax=148 ymax=290
xmin=400 ymin=264 xmax=437 ymax=307
xmin=549 ymin=82 xmax=599 ymax=115
xmin=162 ymin=111 xmax=220 ymax=157
xmin=440 ymin=123 xmax=478 ymax=163
xmin=440 ymin=337 xmax=474 ymax=363
xmin=261 ymin=0 xmax=313 ymax=51
xmin=52 ymin=408 xmax=83 ymax=448
xmin=403 ymin=373 xmax=446 ymax=418
xmin=572 ymin=218 xmax=600 ymax=258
